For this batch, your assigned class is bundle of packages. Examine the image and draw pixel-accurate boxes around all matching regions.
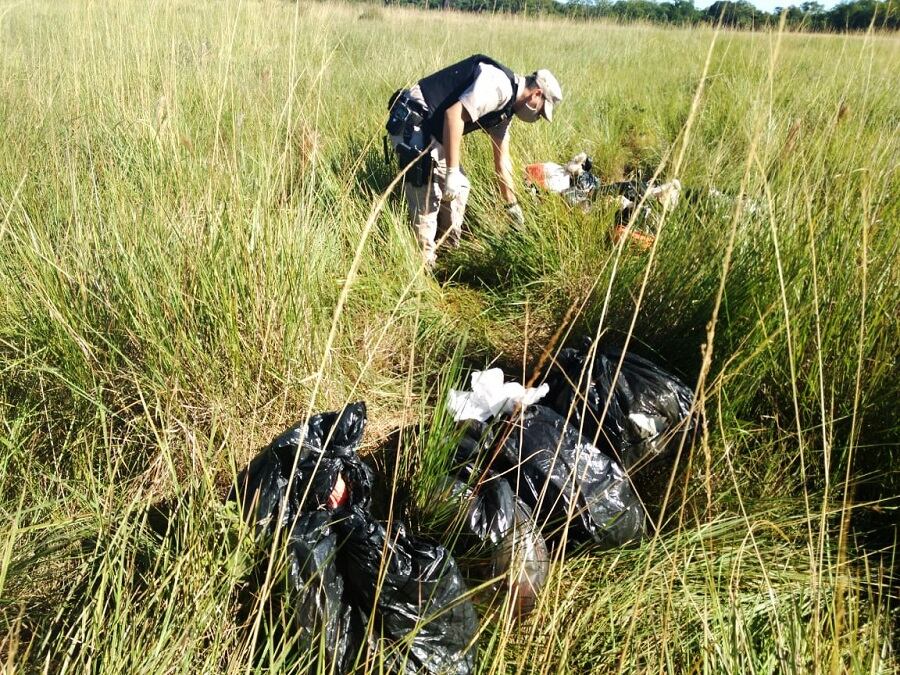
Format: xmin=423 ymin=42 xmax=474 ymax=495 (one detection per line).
xmin=447 ymin=370 xmax=646 ymax=550
xmin=543 ymin=338 xmax=697 ymax=470
xmin=230 ymin=402 xmax=478 ymax=675
xmin=524 ymin=152 xmax=682 ymax=249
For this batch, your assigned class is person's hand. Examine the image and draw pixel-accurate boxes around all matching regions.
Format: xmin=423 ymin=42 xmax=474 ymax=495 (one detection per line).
xmin=505 ymin=202 xmax=525 ymax=227
xmin=443 ymin=167 xmax=466 ymax=202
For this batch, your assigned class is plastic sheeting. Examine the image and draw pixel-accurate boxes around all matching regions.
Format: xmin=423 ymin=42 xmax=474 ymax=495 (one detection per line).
xmin=230 ymin=402 xmax=478 ymax=675
xmin=455 ymin=406 xmax=645 ymax=548
xmin=544 ymin=338 xmax=696 ymax=469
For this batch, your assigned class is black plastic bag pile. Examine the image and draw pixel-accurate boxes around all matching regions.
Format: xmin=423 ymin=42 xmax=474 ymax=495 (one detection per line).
xmin=227 ymin=343 xmax=696 ymax=671
xmin=444 ymin=339 xmax=696 ymax=564
xmin=451 ymin=405 xmax=645 ymax=551
xmin=230 ymin=402 xmax=478 ymax=675
xmin=443 ymin=462 xmax=550 ymax=617
xmin=543 ymin=337 xmax=697 ymax=470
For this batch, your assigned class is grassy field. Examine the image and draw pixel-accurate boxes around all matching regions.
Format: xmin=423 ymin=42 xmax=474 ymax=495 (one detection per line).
xmin=1 ymin=0 xmax=898 ymax=672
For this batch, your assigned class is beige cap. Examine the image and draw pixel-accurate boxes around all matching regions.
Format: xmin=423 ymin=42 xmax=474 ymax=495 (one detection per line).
xmin=534 ymin=69 xmax=562 ymax=122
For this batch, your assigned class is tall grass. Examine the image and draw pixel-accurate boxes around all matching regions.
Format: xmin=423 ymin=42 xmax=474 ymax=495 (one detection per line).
xmin=0 ymin=1 xmax=897 ymax=672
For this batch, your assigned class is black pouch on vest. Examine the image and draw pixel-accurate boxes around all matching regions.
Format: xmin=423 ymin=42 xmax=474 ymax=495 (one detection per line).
xmin=386 ymin=90 xmax=426 ymax=137
xmin=396 ymin=141 xmax=432 ymax=188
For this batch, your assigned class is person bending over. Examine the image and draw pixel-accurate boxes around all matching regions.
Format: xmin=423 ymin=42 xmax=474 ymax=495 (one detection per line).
xmin=386 ymin=54 xmax=562 ymax=267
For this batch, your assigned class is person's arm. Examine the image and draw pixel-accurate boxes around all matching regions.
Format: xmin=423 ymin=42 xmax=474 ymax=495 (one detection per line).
xmin=490 ymin=130 xmax=516 ymax=204
xmin=442 ymin=101 xmax=469 ymax=169
xmin=489 ymin=127 xmax=524 ymax=226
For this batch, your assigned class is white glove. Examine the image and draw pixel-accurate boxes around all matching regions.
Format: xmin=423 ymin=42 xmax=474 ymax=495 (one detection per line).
xmin=443 ymin=167 xmax=466 ymax=202
xmin=505 ymin=202 xmax=525 ymax=227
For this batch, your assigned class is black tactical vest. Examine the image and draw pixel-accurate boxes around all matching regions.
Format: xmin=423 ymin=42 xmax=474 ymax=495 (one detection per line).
xmin=417 ymin=54 xmax=518 ymax=144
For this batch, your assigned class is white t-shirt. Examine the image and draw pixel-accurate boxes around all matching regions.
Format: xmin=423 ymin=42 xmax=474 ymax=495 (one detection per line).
xmin=459 ymin=64 xmax=522 ymax=141
xmin=408 ymin=64 xmax=521 ymax=143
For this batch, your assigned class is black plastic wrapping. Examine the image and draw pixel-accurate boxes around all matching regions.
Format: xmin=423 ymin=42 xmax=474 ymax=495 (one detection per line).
xmin=286 ymin=511 xmax=362 ymax=671
xmin=334 ymin=507 xmax=478 ymax=675
xmin=229 ymin=448 xmax=290 ymax=539
xmin=448 ymin=466 xmax=549 ymax=618
xmin=229 ymin=402 xmax=373 ymax=535
xmin=229 ymin=402 xmax=478 ymax=674
xmin=274 ymin=402 xmax=373 ymax=513
xmin=544 ymin=339 xmax=696 ymax=469
xmin=489 ymin=499 xmax=549 ymax=616
xmin=460 ymin=406 xmax=645 ymax=548
xmin=561 ymin=169 xmax=600 ymax=209
xmin=455 ymin=463 xmax=516 ymax=547
xmin=561 ymin=175 xmax=670 ymax=230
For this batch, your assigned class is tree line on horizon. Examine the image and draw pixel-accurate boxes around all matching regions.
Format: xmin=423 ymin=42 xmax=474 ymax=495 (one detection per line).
xmin=380 ymin=0 xmax=898 ymax=31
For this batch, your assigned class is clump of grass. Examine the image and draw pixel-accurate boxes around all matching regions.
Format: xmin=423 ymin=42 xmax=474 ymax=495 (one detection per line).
xmin=357 ymin=7 xmax=383 ymax=21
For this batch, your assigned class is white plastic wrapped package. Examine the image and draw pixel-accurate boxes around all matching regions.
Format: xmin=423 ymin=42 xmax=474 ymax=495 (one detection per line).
xmin=448 ymin=369 xmax=549 ymax=423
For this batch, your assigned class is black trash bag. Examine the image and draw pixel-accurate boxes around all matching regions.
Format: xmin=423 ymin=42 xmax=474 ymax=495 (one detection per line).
xmin=333 ymin=506 xmax=478 ymax=675
xmin=230 ymin=403 xmax=479 ymax=673
xmin=274 ymin=401 xmax=373 ymax=514
xmin=229 ymin=448 xmax=289 ymax=539
xmin=609 ymin=181 xmax=656 ymax=230
xmin=561 ymin=168 xmax=600 ymax=209
xmin=444 ymin=465 xmax=549 ymax=618
xmin=593 ymin=179 xmax=651 ymax=204
xmin=544 ymin=339 xmax=696 ymax=469
xmin=593 ymin=179 xmax=682 ymax=232
xmin=558 ymin=173 xmax=656 ymax=215
xmin=459 ymin=406 xmax=645 ymax=548
xmin=229 ymin=402 xmax=373 ymax=537
xmin=286 ymin=511 xmax=364 ymax=672
xmin=455 ymin=463 xmax=516 ymax=546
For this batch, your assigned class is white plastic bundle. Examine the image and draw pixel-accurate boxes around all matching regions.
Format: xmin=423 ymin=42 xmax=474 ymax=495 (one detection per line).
xmin=448 ymin=369 xmax=549 ymax=423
